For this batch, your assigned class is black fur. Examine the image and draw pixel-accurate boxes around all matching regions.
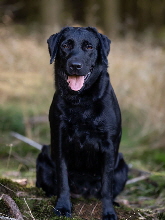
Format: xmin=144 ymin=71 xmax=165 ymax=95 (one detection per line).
xmin=36 ymin=27 xmax=128 ymax=220
xmin=36 ymin=145 xmax=57 ymax=197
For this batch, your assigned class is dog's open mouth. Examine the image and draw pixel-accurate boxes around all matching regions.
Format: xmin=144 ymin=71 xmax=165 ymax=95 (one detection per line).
xmin=67 ymin=73 xmax=90 ymax=91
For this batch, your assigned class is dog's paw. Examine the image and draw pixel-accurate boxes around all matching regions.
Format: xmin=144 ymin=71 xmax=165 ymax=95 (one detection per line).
xmin=54 ymin=208 xmax=72 ymax=218
xmin=54 ymin=198 xmax=72 ymax=217
xmin=103 ymin=212 xmax=118 ymax=220
xmin=102 ymin=207 xmax=118 ymax=220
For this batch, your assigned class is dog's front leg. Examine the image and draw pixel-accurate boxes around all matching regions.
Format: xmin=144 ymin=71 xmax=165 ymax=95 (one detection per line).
xmin=101 ymin=149 xmax=117 ymax=220
xmin=51 ymin=124 xmax=72 ymax=218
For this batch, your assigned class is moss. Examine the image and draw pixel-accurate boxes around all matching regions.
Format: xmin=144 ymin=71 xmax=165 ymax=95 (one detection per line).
xmin=0 ymin=178 xmax=24 ymax=195
xmin=0 ymin=200 xmax=10 ymax=216
xmin=158 ymin=213 xmax=165 ymax=220
xmin=0 ymin=178 xmax=163 ymax=219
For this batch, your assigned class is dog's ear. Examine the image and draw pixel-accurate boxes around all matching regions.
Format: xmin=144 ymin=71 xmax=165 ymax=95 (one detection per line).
xmin=47 ymin=33 xmax=61 ymax=64
xmin=98 ymin=33 xmax=111 ymax=66
xmin=86 ymin=27 xmax=111 ymax=66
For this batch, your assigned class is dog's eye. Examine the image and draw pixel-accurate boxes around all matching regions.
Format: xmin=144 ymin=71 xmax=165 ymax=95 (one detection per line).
xmin=62 ymin=44 xmax=70 ymax=49
xmin=86 ymin=45 xmax=93 ymax=50
xmin=62 ymin=40 xmax=73 ymax=49
xmin=82 ymin=41 xmax=93 ymax=51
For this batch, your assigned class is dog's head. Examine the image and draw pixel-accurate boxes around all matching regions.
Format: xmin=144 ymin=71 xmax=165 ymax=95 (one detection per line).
xmin=47 ymin=27 xmax=111 ymax=92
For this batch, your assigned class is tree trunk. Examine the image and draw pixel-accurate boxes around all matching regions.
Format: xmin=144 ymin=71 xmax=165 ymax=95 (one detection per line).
xmin=100 ymin=0 xmax=120 ymax=37
xmin=40 ymin=0 xmax=64 ymax=34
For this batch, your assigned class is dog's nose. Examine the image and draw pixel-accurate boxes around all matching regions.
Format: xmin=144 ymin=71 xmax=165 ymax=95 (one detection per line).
xmin=69 ymin=62 xmax=82 ymax=71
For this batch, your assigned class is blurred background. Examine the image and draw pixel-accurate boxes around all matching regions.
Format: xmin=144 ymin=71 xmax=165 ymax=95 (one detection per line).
xmin=0 ymin=0 xmax=165 ymax=217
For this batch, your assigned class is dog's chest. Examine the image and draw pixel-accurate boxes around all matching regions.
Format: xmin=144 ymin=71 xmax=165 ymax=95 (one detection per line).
xmin=62 ymin=102 xmax=111 ymax=149
xmin=60 ymin=102 xmax=112 ymax=174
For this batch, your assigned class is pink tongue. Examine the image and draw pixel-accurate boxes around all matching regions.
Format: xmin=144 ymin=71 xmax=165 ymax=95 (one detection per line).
xmin=67 ymin=76 xmax=85 ymax=91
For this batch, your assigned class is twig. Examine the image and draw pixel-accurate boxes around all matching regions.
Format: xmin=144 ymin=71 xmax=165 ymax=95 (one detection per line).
xmin=138 ymin=212 xmax=146 ymax=219
xmin=91 ymin=203 xmax=98 ymax=216
xmin=126 ymin=175 xmax=150 ymax=185
xmin=10 ymin=132 xmax=42 ymax=150
xmin=25 ymin=198 xmax=43 ymax=200
xmin=0 ymin=216 xmax=17 ymax=220
xmin=0 ymin=183 xmax=16 ymax=194
xmin=78 ymin=204 xmax=85 ymax=215
xmin=1 ymin=194 xmax=24 ymax=220
xmin=23 ymin=198 xmax=35 ymax=220
xmin=7 ymin=144 xmax=13 ymax=168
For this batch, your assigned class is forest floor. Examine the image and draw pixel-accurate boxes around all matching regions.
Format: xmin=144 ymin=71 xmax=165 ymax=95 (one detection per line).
xmin=0 ymin=175 xmax=165 ymax=220
xmin=0 ymin=166 xmax=165 ymax=220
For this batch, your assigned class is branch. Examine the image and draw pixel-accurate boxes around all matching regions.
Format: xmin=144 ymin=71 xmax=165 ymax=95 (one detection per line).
xmin=1 ymin=194 xmax=24 ymax=220
xmin=0 ymin=216 xmax=17 ymax=220
xmin=126 ymin=175 xmax=150 ymax=185
xmin=10 ymin=132 xmax=42 ymax=150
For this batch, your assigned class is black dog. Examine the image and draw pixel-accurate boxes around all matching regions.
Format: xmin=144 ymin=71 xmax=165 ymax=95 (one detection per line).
xmin=36 ymin=27 xmax=128 ymax=220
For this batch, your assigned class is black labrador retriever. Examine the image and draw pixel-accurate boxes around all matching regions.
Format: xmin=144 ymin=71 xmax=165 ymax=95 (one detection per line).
xmin=36 ymin=27 xmax=128 ymax=220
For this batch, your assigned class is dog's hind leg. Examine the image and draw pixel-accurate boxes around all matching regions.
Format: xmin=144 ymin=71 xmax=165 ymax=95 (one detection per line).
xmin=36 ymin=145 xmax=57 ymax=197
xmin=113 ymin=153 xmax=129 ymax=199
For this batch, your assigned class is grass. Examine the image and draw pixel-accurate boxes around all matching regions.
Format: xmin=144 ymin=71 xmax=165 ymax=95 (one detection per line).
xmin=0 ymin=25 xmax=165 ymax=219
xmin=109 ymin=36 xmax=165 ymax=147
xmin=0 ymin=105 xmax=25 ymax=133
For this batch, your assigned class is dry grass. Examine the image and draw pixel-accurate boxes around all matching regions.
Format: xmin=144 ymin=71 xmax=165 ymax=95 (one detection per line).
xmin=0 ymin=25 xmax=165 ymax=145
xmin=110 ymin=37 xmax=165 ymax=144
xmin=0 ymin=26 xmax=53 ymax=113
